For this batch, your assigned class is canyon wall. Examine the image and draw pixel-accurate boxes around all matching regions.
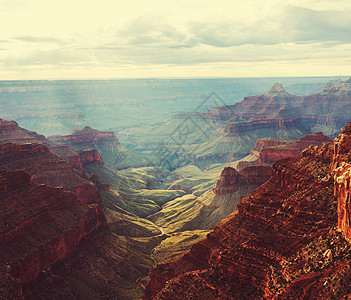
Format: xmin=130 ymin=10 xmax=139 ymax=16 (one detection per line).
xmin=0 ymin=170 xmax=106 ymax=298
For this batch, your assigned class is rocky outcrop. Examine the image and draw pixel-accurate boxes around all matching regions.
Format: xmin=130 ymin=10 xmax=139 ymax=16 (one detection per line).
xmin=264 ymin=83 xmax=292 ymax=98
xmin=0 ymin=170 xmax=106 ymax=298
xmin=0 ymin=118 xmax=106 ymax=174
xmin=321 ymin=76 xmax=351 ymax=96
xmin=78 ymin=149 xmax=104 ymax=165
xmin=49 ymin=126 xmax=120 ymax=148
xmin=0 ymin=143 xmax=101 ymax=205
xmin=240 ymin=165 xmax=272 ymax=185
xmin=213 ymin=167 xmax=245 ymax=194
xmin=335 ymin=164 xmax=351 ymax=242
xmin=258 ymin=132 xmax=332 ymax=164
xmin=213 ymin=166 xmax=271 ymax=195
xmin=332 ymin=123 xmax=351 ymax=242
xmin=237 ymin=132 xmax=332 ymax=169
xmin=65 ymin=149 xmax=104 ymax=171
xmin=0 ymin=118 xmax=77 ymax=157
xmin=144 ymin=123 xmax=351 ymax=300
xmin=174 ymin=78 xmax=351 ymax=164
xmin=252 ymin=137 xmax=289 ymax=153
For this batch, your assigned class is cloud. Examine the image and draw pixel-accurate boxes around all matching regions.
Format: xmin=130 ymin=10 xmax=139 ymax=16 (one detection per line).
xmin=117 ymin=15 xmax=195 ymax=48
xmin=186 ymin=6 xmax=351 ymax=48
xmin=3 ymin=49 xmax=88 ymax=67
xmin=187 ymin=20 xmax=284 ymax=47
xmin=283 ymin=6 xmax=351 ymax=43
xmin=14 ymin=35 xmax=67 ymax=44
xmin=114 ymin=6 xmax=351 ymax=51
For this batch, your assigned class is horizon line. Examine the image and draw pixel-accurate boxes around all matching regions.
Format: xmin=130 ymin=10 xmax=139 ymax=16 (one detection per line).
xmin=0 ymin=75 xmax=349 ymax=82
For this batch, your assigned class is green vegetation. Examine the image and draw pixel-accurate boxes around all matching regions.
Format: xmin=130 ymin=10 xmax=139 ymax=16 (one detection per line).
xmin=153 ymin=230 xmax=209 ymax=263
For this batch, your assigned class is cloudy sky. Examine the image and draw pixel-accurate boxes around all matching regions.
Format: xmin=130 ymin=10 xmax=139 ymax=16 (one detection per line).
xmin=0 ymin=0 xmax=351 ymax=79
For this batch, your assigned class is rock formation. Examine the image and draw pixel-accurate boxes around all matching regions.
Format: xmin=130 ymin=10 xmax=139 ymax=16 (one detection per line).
xmin=0 ymin=118 xmax=77 ymax=157
xmin=237 ymin=132 xmax=332 ymax=169
xmin=144 ymin=122 xmax=351 ymax=300
xmin=213 ymin=166 xmax=271 ymax=195
xmin=0 ymin=143 xmax=101 ymax=205
xmin=50 ymin=126 xmax=120 ymax=148
xmin=0 ymin=126 xmax=162 ymax=299
xmin=321 ymin=76 xmax=351 ymax=96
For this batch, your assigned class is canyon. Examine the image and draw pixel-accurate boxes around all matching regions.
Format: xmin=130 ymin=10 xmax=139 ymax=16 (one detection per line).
xmin=0 ymin=120 xmax=164 ymax=299
xmin=1 ymin=77 xmax=351 ymax=299
xmin=144 ymin=123 xmax=351 ymax=300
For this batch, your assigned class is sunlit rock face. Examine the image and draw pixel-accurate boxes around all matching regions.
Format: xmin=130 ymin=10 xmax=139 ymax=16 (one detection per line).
xmin=237 ymin=132 xmax=332 ymax=170
xmin=332 ymin=122 xmax=351 ymax=242
xmin=144 ymin=123 xmax=351 ymax=300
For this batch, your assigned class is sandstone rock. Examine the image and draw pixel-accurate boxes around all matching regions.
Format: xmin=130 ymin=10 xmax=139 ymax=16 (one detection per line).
xmin=333 ymin=126 xmax=351 ymax=242
xmin=237 ymin=132 xmax=332 ymax=170
xmin=264 ymin=83 xmax=291 ymax=97
xmin=179 ymin=78 xmax=351 ymax=163
xmin=322 ymin=77 xmax=351 ymax=96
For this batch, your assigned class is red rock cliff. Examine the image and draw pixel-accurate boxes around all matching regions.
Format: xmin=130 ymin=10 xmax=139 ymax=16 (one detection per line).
xmin=332 ymin=123 xmax=351 ymax=242
xmin=213 ymin=166 xmax=272 ymax=195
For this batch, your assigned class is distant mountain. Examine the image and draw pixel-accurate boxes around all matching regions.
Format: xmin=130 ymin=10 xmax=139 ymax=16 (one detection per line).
xmin=166 ymin=77 xmax=351 ymax=166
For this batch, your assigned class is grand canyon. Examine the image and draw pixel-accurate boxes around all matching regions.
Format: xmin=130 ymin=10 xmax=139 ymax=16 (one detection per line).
xmin=2 ymin=76 xmax=351 ymax=299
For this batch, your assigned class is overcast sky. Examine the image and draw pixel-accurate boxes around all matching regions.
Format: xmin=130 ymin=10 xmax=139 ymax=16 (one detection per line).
xmin=0 ymin=0 xmax=350 ymax=79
